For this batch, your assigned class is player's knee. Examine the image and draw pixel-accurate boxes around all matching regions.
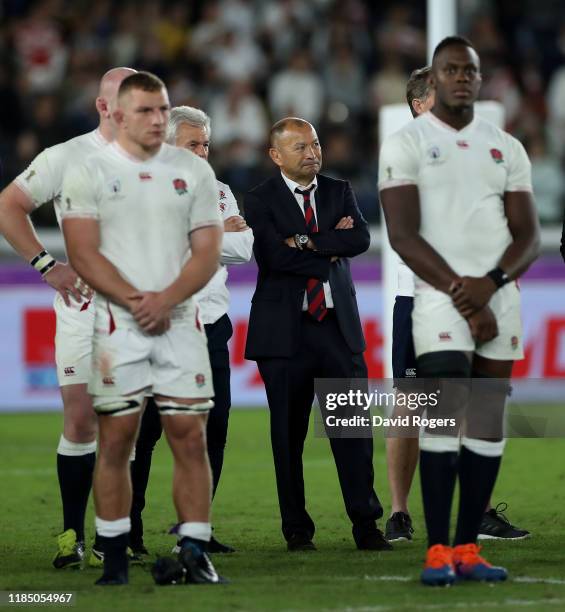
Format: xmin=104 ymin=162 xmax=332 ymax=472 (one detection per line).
xmin=417 ymin=351 xmax=471 ymax=378
xmin=98 ymin=426 xmax=138 ymax=465
xmin=467 ymin=372 xmax=509 ymax=439
xmin=62 ymin=388 xmax=97 ymax=441
xmin=63 ymin=421 xmax=97 ymax=443
xmin=184 ymin=423 xmax=207 ymax=457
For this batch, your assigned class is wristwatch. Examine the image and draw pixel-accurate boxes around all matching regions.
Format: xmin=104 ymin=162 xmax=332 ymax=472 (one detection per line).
xmin=294 ymin=234 xmax=309 ymax=250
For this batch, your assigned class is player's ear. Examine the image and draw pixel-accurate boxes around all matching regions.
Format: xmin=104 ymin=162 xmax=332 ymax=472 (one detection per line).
xmin=269 ymin=147 xmax=282 ymax=167
xmin=95 ymin=97 xmax=110 ymax=120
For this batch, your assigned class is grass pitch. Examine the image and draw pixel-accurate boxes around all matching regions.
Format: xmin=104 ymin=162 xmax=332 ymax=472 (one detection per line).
xmin=1 ymin=409 xmax=565 ymax=611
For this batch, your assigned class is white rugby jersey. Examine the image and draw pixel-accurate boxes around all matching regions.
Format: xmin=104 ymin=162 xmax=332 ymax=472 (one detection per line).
xmin=379 ymin=112 xmax=532 ymax=287
xmin=14 ymin=129 xmax=108 ymax=226
xmin=194 ymin=180 xmax=253 ymax=325
xmin=61 ymin=142 xmax=222 ymax=324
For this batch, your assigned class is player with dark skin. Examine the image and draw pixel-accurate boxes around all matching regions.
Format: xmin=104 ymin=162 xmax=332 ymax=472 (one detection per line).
xmin=380 ymin=42 xmax=540 ymax=382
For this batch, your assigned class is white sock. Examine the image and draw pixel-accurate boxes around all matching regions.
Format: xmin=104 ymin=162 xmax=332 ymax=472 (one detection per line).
xmin=57 ymin=434 xmax=96 ymax=456
xmin=95 ymin=516 xmax=131 ymax=538
xmin=178 ymin=522 xmax=211 ymax=542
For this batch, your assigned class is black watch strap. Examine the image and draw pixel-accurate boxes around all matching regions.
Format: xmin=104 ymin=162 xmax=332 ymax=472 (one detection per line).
xmin=486 ymin=267 xmax=510 ymax=289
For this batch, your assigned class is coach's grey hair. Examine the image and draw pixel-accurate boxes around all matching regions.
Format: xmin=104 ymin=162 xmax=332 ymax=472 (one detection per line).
xmin=166 ymin=106 xmax=211 ymax=144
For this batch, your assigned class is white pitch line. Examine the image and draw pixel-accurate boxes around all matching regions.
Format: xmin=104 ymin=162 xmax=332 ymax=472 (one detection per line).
xmin=363 ymin=575 xmax=412 ymax=582
xmin=320 ymin=598 xmax=565 ymax=612
xmin=515 ymin=576 xmax=565 ymax=585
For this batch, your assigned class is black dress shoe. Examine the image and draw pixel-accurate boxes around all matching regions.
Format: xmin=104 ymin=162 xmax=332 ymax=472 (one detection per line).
xmin=355 ymin=528 xmax=393 ymax=551
xmin=208 ymin=536 xmax=235 ymax=554
xmin=287 ymin=533 xmax=316 ymax=551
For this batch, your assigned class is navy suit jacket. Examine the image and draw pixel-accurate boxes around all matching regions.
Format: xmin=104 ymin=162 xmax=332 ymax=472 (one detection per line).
xmin=244 ymin=173 xmax=370 ymax=359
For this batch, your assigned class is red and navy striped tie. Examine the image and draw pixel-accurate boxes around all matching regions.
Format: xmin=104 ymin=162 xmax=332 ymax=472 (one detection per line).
xmin=296 ymin=187 xmax=327 ymax=322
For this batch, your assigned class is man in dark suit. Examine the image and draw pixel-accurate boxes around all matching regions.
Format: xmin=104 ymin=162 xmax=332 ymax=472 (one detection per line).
xmin=244 ymin=117 xmax=390 ymax=551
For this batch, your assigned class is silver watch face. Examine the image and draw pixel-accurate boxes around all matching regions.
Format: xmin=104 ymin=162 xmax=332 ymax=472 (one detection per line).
xmin=298 ymin=234 xmax=308 ymax=245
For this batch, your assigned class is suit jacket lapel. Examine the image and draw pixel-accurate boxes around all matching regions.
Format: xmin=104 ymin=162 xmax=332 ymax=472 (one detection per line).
xmin=313 ymin=175 xmax=329 ymax=232
xmin=274 ymin=173 xmax=310 ymax=231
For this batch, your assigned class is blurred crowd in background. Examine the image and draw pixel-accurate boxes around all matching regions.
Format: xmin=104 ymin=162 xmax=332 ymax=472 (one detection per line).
xmin=0 ymin=0 xmax=564 ymax=226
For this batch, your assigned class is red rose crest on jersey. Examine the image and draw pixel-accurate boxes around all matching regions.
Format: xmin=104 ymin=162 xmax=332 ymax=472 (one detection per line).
xmin=490 ymin=148 xmax=504 ymax=164
xmin=195 ymin=373 xmax=206 ymax=387
xmin=173 ymin=178 xmax=187 ymax=195
xmin=219 ymin=190 xmax=227 ymax=211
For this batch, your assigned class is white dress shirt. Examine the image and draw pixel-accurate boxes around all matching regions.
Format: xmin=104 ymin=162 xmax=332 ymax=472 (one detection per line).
xmin=195 ymin=180 xmax=254 ymax=324
xmin=280 ymin=172 xmax=334 ymax=309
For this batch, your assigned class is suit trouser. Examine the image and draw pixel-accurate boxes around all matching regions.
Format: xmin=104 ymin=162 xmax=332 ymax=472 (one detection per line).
xmin=129 ymin=313 xmax=233 ymax=544
xmin=257 ymin=311 xmax=382 ymax=541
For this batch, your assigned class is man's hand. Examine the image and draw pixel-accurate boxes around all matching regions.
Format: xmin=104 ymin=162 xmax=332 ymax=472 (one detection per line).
xmin=467 ymin=305 xmax=498 ymax=343
xmin=128 ymin=291 xmax=172 ymax=335
xmin=224 ymin=215 xmax=248 ymax=232
xmin=44 ymin=262 xmax=93 ymax=306
xmin=335 ymin=216 xmax=354 ymax=230
xmin=284 ymin=236 xmax=296 ymax=248
xmin=450 ymin=276 xmax=497 ymax=317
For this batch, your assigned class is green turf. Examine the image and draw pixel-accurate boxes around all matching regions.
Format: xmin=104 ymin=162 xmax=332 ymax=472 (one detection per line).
xmin=1 ymin=409 xmax=565 ymax=611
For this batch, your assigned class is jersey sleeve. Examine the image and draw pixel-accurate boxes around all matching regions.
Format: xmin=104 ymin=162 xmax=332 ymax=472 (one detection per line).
xmin=378 ymin=130 xmax=420 ymax=191
xmin=505 ymin=137 xmax=533 ymax=193
xmin=188 ymin=159 xmax=223 ymax=233
xmin=219 ymin=183 xmax=240 ymax=219
xmin=13 ymin=147 xmax=62 ymax=208
xmin=60 ymin=162 xmax=100 ymax=220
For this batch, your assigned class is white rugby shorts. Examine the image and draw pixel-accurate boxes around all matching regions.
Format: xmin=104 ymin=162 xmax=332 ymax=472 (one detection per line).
xmin=54 ymin=292 xmax=95 ymax=386
xmin=412 ymin=282 xmax=523 ymax=360
xmin=89 ymin=302 xmax=214 ymax=407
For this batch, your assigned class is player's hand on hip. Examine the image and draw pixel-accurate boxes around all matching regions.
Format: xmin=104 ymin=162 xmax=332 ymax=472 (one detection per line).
xmin=224 ymin=215 xmax=248 ymax=232
xmin=334 ymin=216 xmax=354 ymax=230
xmin=128 ymin=291 xmax=172 ymax=335
xmin=450 ymin=276 xmax=496 ymax=317
xmin=44 ymin=262 xmax=90 ymax=307
xmin=467 ymin=305 xmax=498 ymax=343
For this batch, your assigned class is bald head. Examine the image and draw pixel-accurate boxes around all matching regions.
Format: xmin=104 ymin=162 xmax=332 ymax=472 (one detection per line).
xmin=99 ymin=67 xmax=137 ymax=98
xmin=269 ymin=117 xmax=314 ymax=147
xmin=96 ymin=67 xmax=137 ymax=126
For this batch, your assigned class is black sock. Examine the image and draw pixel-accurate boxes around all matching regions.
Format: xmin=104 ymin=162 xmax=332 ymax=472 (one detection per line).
xmin=453 ymin=445 xmax=501 ymax=546
xmin=57 ymin=452 xmax=95 ymax=542
xmin=98 ymin=533 xmax=129 ymax=578
xmin=419 ymin=449 xmax=458 ymax=546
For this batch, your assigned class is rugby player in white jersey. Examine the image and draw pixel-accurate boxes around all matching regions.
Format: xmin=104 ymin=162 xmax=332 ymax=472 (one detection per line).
xmin=385 ymin=67 xmax=530 ymax=545
xmin=128 ymin=105 xmax=253 ymax=556
xmin=0 ymin=67 xmax=136 ymax=569
xmin=379 ymin=37 xmax=539 ymax=586
xmin=62 ymin=71 xmax=225 ymax=586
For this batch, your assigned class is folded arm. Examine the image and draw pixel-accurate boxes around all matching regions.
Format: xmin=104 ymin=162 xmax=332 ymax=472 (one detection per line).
xmin=308 ymin=182 xmax=370 ymax=257
xmin=245 ymin=191 xmax=331 ymax=280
